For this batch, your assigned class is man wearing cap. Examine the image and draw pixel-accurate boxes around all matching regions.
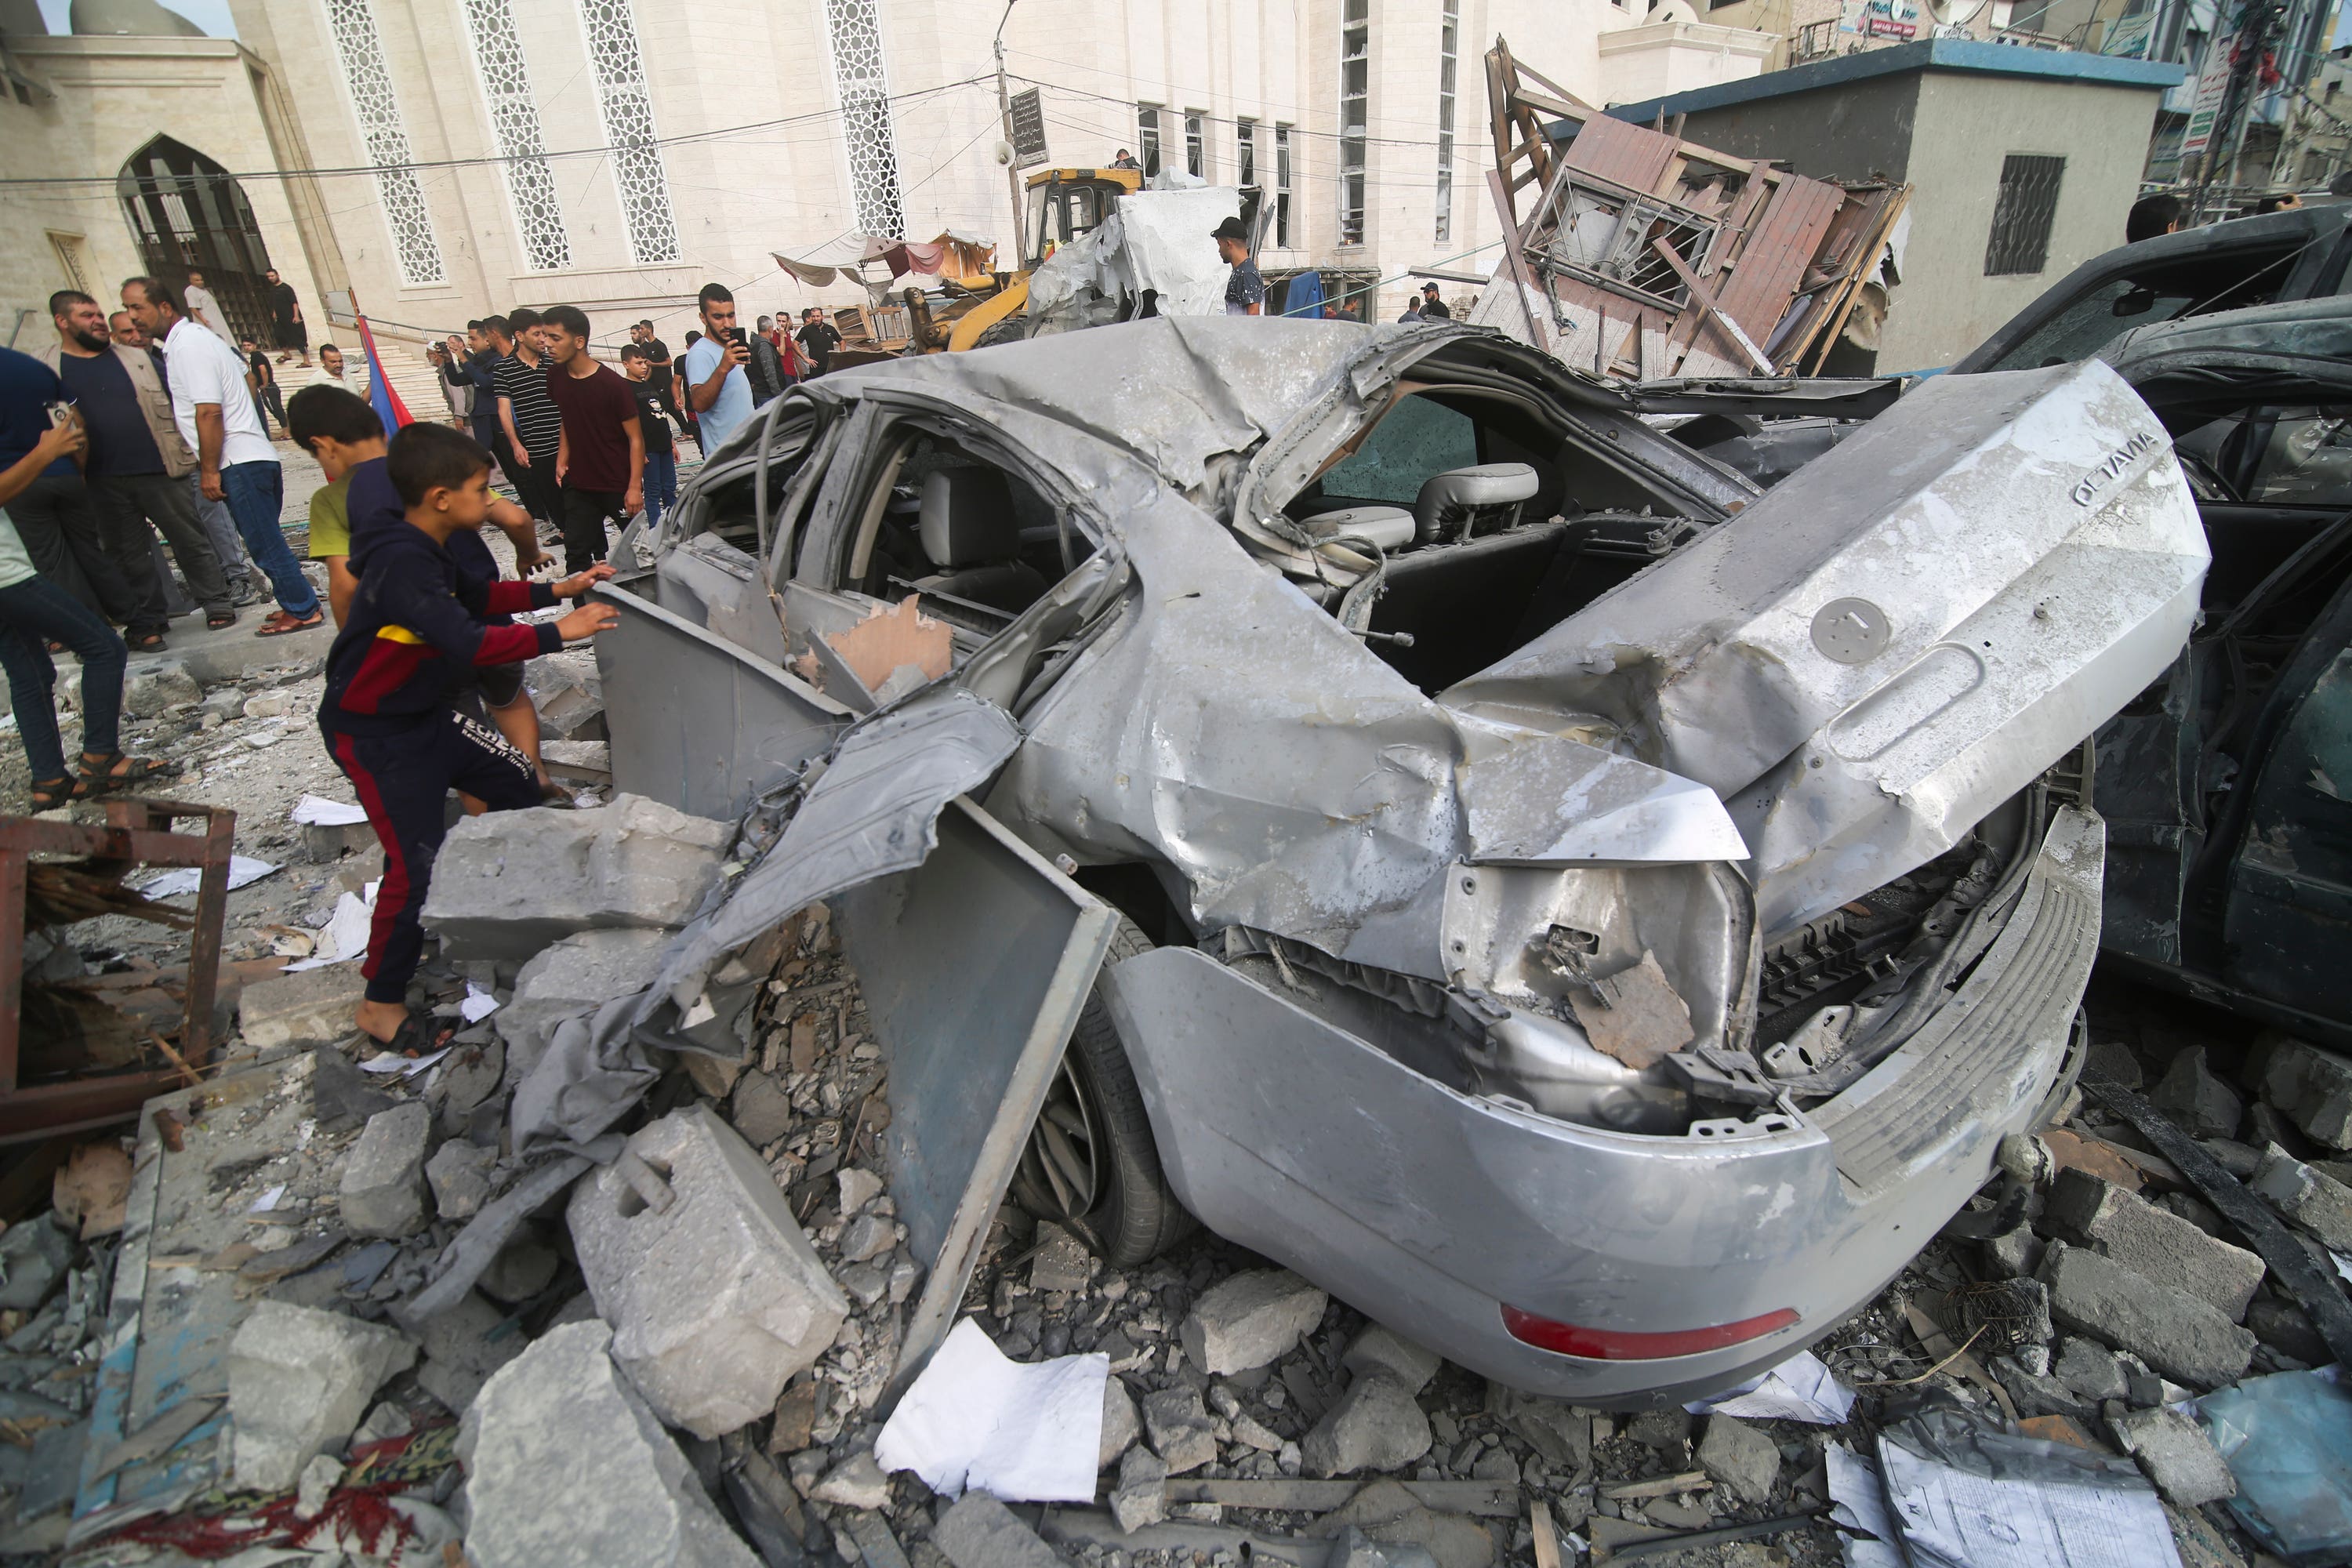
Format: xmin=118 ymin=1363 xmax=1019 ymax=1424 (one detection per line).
xmin=1214 ymin=217 xmax=1265 ymax=318
xmin=1418 ymin=282 xmax=1452 ymax=321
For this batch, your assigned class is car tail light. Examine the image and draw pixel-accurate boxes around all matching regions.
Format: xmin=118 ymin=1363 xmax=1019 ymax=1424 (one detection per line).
xmin=1500 ymin=1303 xmax=1800 ymax=1361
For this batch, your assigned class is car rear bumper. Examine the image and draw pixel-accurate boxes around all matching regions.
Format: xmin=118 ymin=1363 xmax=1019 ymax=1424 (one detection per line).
xmin=1101 ymin=807 xmax=2103 ymax=1404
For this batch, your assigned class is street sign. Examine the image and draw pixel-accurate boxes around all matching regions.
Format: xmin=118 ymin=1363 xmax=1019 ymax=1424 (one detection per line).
xmin=2103 ymin=9 xmax=2157 ymax=56
xmin=1008 ymin=89 xmax=1049 ymax=169
xmin=2180 ymin=29 xmax=2237 ymax=158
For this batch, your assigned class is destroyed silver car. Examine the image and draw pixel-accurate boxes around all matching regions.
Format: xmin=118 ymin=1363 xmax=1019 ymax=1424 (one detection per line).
xmin=596 ymin=318 xmax=2209 ymax=1403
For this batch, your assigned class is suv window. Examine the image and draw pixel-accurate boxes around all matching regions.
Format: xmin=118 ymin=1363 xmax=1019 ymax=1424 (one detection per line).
xmin=2173 ymin=405 xmax=2352 ymax=507
xmin=1320 ymin=394 xmax=1479 ymax=503
xmin=1977 ymin=245 xmax=2304 ymax=372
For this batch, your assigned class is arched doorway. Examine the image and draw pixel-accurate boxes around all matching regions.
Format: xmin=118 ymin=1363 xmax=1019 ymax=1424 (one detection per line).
xmin=117 ymin=136 xmax=276 ymax=344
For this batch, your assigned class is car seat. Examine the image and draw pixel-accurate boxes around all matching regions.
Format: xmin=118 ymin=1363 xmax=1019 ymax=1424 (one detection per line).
xmin=1413 ymin=463 xmax=1540 ymax=543
xmin=913 ymin=467 xmax=1051 ymax=613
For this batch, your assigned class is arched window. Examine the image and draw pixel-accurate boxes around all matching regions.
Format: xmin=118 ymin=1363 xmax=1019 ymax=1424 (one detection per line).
xmin=117 ymin=136 xmax=277 ymax=343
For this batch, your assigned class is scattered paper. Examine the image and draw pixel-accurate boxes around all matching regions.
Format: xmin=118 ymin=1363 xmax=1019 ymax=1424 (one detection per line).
xmin=1824 ymin=1443 xmax=1905 ymax=1568
xmin=1686 ymin=1349 xmax=1855 ymax=1424
xmin=284 ymin=889 xmax=376 ymax=971
xmin=140 ymin=856 xmax=279 ymax=898
xmin=248 ymin=1185 xmax=286 ymax=1214
xmin=359 ymin=1048 xmax=450 ymax=1079
xmin=875 ymin=1318 xmax=1106 ymax=1502
xmin=291 ymin=795 xmax=369 ymax=826
xmin=2333 ymin=1251 xmax=2351 ymax=1285
xmin=1875 ymin=1412 xmax=2179 ymax=1568
xmin=460 ymin=984 xmax=500 ymax=1023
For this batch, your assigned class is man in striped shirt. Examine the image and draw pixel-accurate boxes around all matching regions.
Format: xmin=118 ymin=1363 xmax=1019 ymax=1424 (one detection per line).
xmin=490 ymin=307 xmax=563 ymax=532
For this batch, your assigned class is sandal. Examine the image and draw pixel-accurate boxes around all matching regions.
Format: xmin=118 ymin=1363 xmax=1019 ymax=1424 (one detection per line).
xmin=366 ymin=1010 xmax=457 ymax=1057
xmin=126 ymin=632 xmax=168 ymax=652
xmin=72 ymin=752 xmax=174 ymax=799
xmin=256 ymin=610 xmax=323 ymax=637
xmin=27 ymin=776 xmax=73 ymax=811
xmin=205 ymin=609 xmax=238 ymax=630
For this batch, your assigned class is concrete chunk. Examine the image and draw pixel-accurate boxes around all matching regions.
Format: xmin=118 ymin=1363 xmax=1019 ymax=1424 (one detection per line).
xmin=2110 ymin=1406 xmax=2237 ymax=1508
xmin=2149 ymin=1048 xmax=2244 ymax=1141
xmin=424 ymin=794 xmax=730 ymax=959
xmin=931 ymin=1492 xmax=1062 ymax=1568
xmin=2040 ymin=1243 xmax=2255 ymax=1388
xmin=2250 ymin=1144 xmax=2352 ymax=1251
xmin=1697 ymin=1413 xmax=1780 ymax=1506
xmin=2245 ymin=1033 xmax=2352 ymax=1150
xmin=1098 ymin=1377 xmax=1140 ymax=1469
xmin=1140 ymin=1386 xmax=1219 ymax=1474
xmin=2042 ymin=1168 xmax=2265 ymax=1319
xmin=411 ymin=1290 xmax=528 ymax=1414
xmin=339 ymin=1102 xmax=432 ymax=1239
xmin=1109 ymin=1446 xmax=1168 ymax=1532
xmin=495 ymin=928 xmax=674 ymax=1081
xmin=567 ymin=1105 xmax=848 ymax=1438
xmin=1178 ymin=1268 xmax=1328 ymax=1375
xmin=227 ymin=1301 xmax=417 ymax=1493
xmin=1301 ymin=1374 xmax=1433 ymax=1478
xmin=458 ymin=1321 xmax=758 ymax=1568
xmin=424 ymin=1139 xmax=497 ymax=1221
xmin=238 ymin=967 xmax=365 ymax=1052
xmin=1342 ymin=1325 xmax=1442 ymax=1396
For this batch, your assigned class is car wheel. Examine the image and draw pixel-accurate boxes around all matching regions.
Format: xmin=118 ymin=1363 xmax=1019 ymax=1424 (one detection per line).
xmin=1011 ymin=917 xmax=1195 ymax=1266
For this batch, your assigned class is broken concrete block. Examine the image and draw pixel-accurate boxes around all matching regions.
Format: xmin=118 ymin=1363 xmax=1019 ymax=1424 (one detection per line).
xmin=1029 ymin=1222 xmax=1091 ymax=1294
xmin=295 ymin=1453 xmax=342 ymax=1520
xmin=2150 ymin=1048 xmax=2245 ymax=1141
xmin=0 ymin=1217 xmax=71 ymax=1312
xmin=424 ymin=1139 xmax=497 ymax=1222
xmin=2250 ymin=1144 xmax=2352 ymax=1251
xmin=459 ymin=1321 xmax=759 ymax=1568
xmin=931 ymin=1492 xmax=1062 ymax=1568
xmin=2053 ymin=1337 xmax=2129 ymax=1403
xmin=339 ymin=1102 xmax=432 ymax=1239
xmin=1301 ymin=1374 xmax=1433 ymax=1477
xmin=838 ymin=1212 xmax=898 ymax=1264
xmin=568 ymin=1105 xmax=848 ymax=1439
xmin=1141 ymin=1386 xmax=1219 ymax=1474
xmin=2245 ymin=1033 xmax=2352 ymax=1150
xmin=1100 ymin=1377 xmax=1140 ymax=1468
xmin=1110 ymin=1446 xmax=1169 ymax=1532
xmin=2041 ymin=1243 xmax=2256 ymax=1388
xmin=478 ymin=1229 xmax=561 ymax=1305
xmin=411 ymin=1290 xmax=527 ymax=1414
xmin=2246 ymin=1294 xmax=2329 ymax=1364
xmin=238 ymin=967 xmax=365 ymax=1053
xmin=1697 ymin=1414 xmax=1780 ymax=1506
xmin=493 ymin=927 xmax=675 ymax=1080
xmin=2110 ymin=1406 xmax=2238 ymax=1507
xmin=1485 ymin=1385 xmax=1592 ymax=1473
xmin=1178 ymin=1268 xmax=1328 ymax=1375
xmin=812 ymin=1450 xmax=891 ymax=1510
xmin=726 ymin=1069 xmax=793 ymax=1148
xmin=1343 ymin=1325 xmax=1442 ymax=1396
xmin=430 ymin=1036 xmax=503 ymax=1135
xmin=122 ymin=664 xmax=199 ymax=718
xmin=227 ymin=1301 xmax=417 ymax=1493
xmin=2042 ymin=1168 xmax=2264 ymax=1319
xmin=838 ymin=1167 xmax=884 ymax=1214
xmin=423 ymin=794 xmax=731 ymax=960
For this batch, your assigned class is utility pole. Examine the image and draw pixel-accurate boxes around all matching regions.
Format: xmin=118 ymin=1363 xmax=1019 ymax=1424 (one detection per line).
xmin=2193 ymin=0 xmax=2284 ymax=221
xmin=993 ymin=1 xmax=1030 ymax=268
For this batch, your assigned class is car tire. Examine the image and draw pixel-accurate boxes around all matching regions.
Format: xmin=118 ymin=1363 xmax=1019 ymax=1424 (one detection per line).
xmin=974 ymin=318 xmax=1027 ymax=350
xmin=1011 ymin=916 xmax=1196 ymax=1267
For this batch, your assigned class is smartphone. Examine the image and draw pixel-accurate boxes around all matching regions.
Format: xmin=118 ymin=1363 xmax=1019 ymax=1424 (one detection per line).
xmin=724 ymin=327 xmax=749 ymax=351
xmin=45 ymin=401 xmax=74 ymax=430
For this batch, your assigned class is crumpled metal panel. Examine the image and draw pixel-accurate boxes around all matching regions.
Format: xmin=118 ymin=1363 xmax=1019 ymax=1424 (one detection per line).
xmin=639 ymin=684 xmax=1021 ymax=1022
xmin=1446 ymin=360 xmax=2209 ymax=936
xmin=1454 ymin=717 xmax=1748 ymax=866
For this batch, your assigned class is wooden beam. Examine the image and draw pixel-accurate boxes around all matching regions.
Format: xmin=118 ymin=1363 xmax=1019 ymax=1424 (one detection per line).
xmin=1650 ymin=238 xmax=1772 ymax=372
xmin=1490 ymin=169 xmax=1552 ymax=355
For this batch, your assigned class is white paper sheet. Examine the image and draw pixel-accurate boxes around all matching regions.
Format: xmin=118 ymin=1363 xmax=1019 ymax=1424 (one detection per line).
xmin=360 ymin=1047 xmax=450 ymax=1078
xmin=1876 ymin=1431 xmax=2182 ymax=1568
xmin=291 ymin=794 xmax=370 ymax=826
xmin=1686 ymin=1349 xmax=1855 ymax=1424
xmin=875 ymin=1318 xmax=1106 ymax=1502
xmin=139 ymin=856 xmax=278 ymax=898
xmin=460 ymin=984 xmax=501 ymax=1022
xmin=1824 ymin=1443 xmax=1906 ymax=1568
xmin=283 ymin=888 xmax=375 ymax=971
xmin=249 ymin=1184 xmax=286 ymax=1213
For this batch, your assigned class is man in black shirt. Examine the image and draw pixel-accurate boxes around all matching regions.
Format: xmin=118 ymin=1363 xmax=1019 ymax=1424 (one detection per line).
xmin=629 ymin=319 xmax=695 ymax=453
xmin=263 ymin=267 xmax=309 ymax=367
xmin=488 ymin=309 xmax=563 ymax=529
xmin=796 ymin=307 xmax=842 ymax=376
xmin=619 ymin=343 xmax=678 ymax=531
xmin=1418 ymin=282 xmax=1452 ymax=320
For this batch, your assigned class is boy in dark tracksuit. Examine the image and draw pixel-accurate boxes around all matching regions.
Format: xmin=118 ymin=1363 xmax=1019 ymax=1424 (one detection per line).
xmin=321 ymin=424 xmax=619 ymax=1047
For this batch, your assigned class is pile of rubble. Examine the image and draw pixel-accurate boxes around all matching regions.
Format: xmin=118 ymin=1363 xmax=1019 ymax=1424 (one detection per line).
xmin=2 ymin=684 xmax=2350 ymax=1564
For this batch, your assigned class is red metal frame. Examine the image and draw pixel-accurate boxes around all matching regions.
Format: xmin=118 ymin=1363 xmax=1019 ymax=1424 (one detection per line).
xmin=0 ymin=800 xmax=236 ymax=1143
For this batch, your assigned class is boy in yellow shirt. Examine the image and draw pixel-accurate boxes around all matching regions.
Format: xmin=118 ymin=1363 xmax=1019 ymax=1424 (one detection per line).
xmin=285 ymin=385 xmax=383 ymax=626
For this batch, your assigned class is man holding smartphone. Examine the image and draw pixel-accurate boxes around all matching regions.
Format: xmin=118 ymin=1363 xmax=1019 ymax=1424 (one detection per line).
xmin=684 ymin=284 xmax=754 ymax=453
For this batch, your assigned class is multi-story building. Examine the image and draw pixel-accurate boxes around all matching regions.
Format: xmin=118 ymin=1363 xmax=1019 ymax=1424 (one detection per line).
xmin=1 ymin=0 xmax=1778 ymax=349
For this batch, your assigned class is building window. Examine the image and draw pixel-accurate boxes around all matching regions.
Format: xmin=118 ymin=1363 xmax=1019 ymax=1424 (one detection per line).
xmin=1138 ymin=104 xmax=1162 ymax=179
xmin=1339 ymin=0 xmax=1368 ymax=245
xmin=823 ymin=0 xmax=905 ymax=240
xmin=1276 ymin=123 xmax=1292 ymax=247
xmin=1185 ymin=112 xmax=1206 ymax=179
xmin=1984 ymin=153 xmax=2065 ymax=276
xmin=1435 ymin=0 xmax=1458 ymax=244
xmin=321 ymin=0 xmax=446 ymax=286
xmin=460 ymin=0 xmax=568 ymax=271
xmin=46 ymin=232 xmax=89 ymax=292
xmin=1236 ymin=119 xmax=1257 ymax=187
xmin=579 ymin=0 xmax=681 ymax=262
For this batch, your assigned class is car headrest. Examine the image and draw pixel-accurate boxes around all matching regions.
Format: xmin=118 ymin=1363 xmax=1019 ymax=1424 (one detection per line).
xmin=1414 ymin=463 xmax=1540 ymax=541
xmin=919 ymin=467 xmax=1022 ymax=568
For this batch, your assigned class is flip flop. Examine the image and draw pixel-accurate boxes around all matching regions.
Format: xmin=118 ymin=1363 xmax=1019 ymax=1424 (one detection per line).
xmin=256 ymin=610 xmax=323 ymax=637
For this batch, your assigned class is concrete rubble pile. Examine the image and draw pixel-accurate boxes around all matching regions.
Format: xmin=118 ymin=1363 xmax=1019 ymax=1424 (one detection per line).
xmin=4 ymin=644 xmax=2350 ymax=1566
